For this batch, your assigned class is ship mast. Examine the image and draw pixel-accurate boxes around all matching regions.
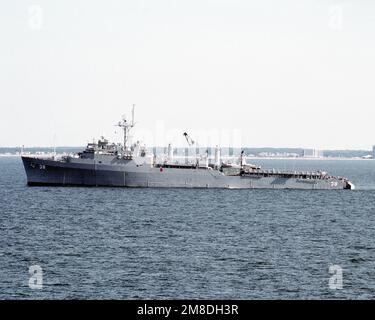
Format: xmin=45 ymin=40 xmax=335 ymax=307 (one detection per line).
xmin=116 ymin=104 xmax=136 ymax=153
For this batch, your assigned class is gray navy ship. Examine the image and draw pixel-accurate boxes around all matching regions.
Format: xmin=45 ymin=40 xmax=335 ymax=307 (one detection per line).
xmin=22 ymin=108 xmax=355 ymax=190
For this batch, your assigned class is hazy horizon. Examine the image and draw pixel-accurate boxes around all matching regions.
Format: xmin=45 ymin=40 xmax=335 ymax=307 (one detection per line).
xmin=1 ymin=0 xmax=374 ymax=149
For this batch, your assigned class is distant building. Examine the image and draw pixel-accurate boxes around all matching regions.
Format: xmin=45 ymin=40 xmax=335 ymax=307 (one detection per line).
xmin=303 ymin=149 xmax=324 ymax=158
xmin=362 ymin=155 xmax=372 ymax=159
xmin=373 ymin=145 xmax=375 ymax=159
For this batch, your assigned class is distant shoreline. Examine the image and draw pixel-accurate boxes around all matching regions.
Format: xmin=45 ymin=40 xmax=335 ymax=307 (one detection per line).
xmin=1 ymin=146 xmax=372 ymax=160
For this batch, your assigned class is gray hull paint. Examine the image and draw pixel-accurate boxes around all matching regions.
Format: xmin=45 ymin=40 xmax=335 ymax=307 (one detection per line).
xmin=22 ymin=156 xmax=348 ymax=190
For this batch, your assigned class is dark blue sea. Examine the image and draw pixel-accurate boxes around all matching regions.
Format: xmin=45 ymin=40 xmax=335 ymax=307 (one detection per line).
xmin=1 ymin=156 xmax=375 ymax=299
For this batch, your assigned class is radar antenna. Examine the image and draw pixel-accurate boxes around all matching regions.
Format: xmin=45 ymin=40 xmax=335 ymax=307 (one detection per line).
xmin=116 ymin=104 xmax=136 ymax=152
xmin=131 ymin=104 xmax=135 ymax=127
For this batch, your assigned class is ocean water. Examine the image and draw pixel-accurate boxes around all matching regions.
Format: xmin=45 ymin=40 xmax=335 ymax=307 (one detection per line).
xmin=1 ymin=156 xmax=375 ymax=299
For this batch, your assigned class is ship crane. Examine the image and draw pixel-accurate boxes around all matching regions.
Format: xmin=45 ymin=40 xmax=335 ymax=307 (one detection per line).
xmin=183 ymin=132 xmax=207 ymax=166
xmin=183 ymin=132 xmax=195 ymax=147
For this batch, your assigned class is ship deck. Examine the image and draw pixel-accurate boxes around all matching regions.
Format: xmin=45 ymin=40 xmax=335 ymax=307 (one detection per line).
xmin=241 ymin=169 xmax=341 ymax=180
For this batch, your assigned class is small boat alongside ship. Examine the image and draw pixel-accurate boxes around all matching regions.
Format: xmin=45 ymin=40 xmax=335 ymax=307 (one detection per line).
xmin=21 ymin=108 xmax=355 ymax=190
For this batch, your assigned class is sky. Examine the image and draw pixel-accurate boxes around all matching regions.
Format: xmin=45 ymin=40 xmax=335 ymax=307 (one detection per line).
xmin=1 ymin=0 xmax=375 ymax=149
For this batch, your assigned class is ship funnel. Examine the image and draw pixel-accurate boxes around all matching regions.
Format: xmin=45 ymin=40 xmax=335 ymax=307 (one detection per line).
xmin=133 ymin=141 xmax=141 ymax=157
xmin=167 ymin=143 xmax=173 ymax=162
xmin=215 ymin=146 xmax=221 ymax=168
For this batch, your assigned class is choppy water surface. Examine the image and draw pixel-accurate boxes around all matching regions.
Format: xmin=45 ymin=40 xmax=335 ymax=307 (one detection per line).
xmin=1 ymin=157 xmax=375 ymax=299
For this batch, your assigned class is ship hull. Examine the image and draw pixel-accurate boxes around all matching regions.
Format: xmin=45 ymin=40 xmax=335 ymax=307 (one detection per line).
xmin=22 ymin=156 xmax=127 ymax=187
xmin=22 ymin=156 xmax=351 ymax=190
